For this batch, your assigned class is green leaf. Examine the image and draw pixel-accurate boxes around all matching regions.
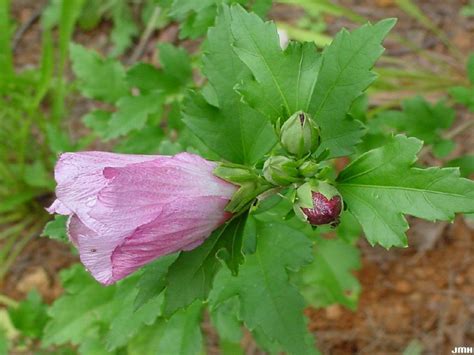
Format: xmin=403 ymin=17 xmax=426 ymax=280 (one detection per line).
xmin=210 ymin=297 xmax=242 ymax=344
xmin=432 ymin=139 xmax=455 ymax=158
xmin=336 ymin=211 xmax=362 ymax=244
xmin=0 ymin=0 xmax=14 ymax=80
xmin=452 ymin=87 xmax=474 ymax=109
xmin=82 ymin=110 xmax=112 ymax=138
xmin=0 ymin=328 xmax=7 ymax=355
xmin=182 ymin=5 xmax=276 ymax=164
xmin=127 ymin=63 xmax=163 ymax=93
xmin=215 ymin=215 xmax=247 ymax=275
xmin=114 ymin=126 xmax=164 ymax=154
xmin=41 ymin=215 xmax=68 ymax=242
xmin=299 ymin=238 xmax=361 ymax=310
xmin=449 ymin=86 xmax=474 ymax=111
xmin=162 ymin=217 xmax=245 ymax=317
xmin=105 ymin=288 xmax=163 ymax=351
xmin=134 ymin=253 xmax=179 ymax=311
xmin=110 ymin=1 xmax=138 ymax=57
xmin=70 ymin=43 xmax=128 ymax=103
xmin=337 ymin=135 xmax=474 ymax=248
xmin=376 ymin=96 xmax=455 ymax=149
xmin=445 ymin=155 xmax=474 ymax=178
xmin=8 ymin=290 xmax=49 ymax=339
xmin=43 ymin=265 xmax=162 ymax=350
xmin=230 ymin=8 xmax=395 ymax=157
xmin=158 ymin=43 xmax=193 ymax=87
xmin=229 ymin=5 xmax=322 ymax=121
xmin=128 ymin=302 xmax=204 ymax=355
xmin=126 ymin=44 xmax=192 ymax=94
xmin=23 ymin=161 xmax=54 ymax=189
xmin=468 ymin=52 xmax=474 ymax=84
xmin=43 ymin=266 xmax=116 ymax=346
xmin=45 ymin=123 xmax=75 ymax=154
xmin=310 ymin=18 xmax=396 ymax=157
xmin=210 ymin=220 xmax=316 ymax=354
xmin=104 ymin=91 xmax=164 ymax=139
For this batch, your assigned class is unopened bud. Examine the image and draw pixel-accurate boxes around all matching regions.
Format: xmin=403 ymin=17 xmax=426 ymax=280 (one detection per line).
xmin=298 ymin=161 xmax=319 ymax=177
xmin=294 ymin=181 xmax=343 ymax=227
xmin=263 ymin=156 xmax=299 ymax=186
xmin=280 ymin=111 xmax=320 ymax=158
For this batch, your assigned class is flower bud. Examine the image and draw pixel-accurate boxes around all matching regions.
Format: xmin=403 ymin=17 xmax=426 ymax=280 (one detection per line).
xmin=280 ymin=111 xmax=320 ymax=157
xmin=294 ymin=181 xmax=343 ymax=227
xmin=263 ymin=156 xmax=299 ymax=186
xmin=298 ymin=161 xmax=319 ymax=178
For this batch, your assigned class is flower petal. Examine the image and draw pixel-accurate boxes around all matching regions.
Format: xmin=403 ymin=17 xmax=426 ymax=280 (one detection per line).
xmin=56 ymin=151 xmax=237 ymax=285
xmin=46 ymin=199 xmax=72 ymax=215
xmin=110 ymin=195 xmax=232 ymax=282
xmin=53 ymin=152 xmax=158 ymax=229
xmin=89 ymin=153 xmax=236 ymax=232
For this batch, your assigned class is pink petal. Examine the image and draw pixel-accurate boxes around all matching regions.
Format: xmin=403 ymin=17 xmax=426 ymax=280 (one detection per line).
xmin=46 ymin=199 xmax=72 ymax=215
xmin=57 ymin=151 xmax=237 ymax=285
xmin=52 ymin=152 xmax=158 ymax=229
xmin=89 ymin=152 xmax=236 ymax=232
xmin=110 ymin=196 xmax=232 ymax=282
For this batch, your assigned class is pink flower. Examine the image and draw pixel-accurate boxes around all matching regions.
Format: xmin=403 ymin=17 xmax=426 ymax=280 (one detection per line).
xmin=47 ymin=151 xmax=237 ymax=285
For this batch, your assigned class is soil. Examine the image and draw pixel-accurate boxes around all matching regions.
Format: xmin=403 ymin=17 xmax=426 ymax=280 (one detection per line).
xmin=2 ymin=1 xmax=473 ymax=354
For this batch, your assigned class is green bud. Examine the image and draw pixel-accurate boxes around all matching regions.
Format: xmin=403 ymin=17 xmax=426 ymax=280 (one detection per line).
xmin=298 ymin=161 xmax=319 ymax=177
xmin=263 ymin=156 xmax=300 ymax=186
xmin=280 ymin=111 xmax=320 ymax=157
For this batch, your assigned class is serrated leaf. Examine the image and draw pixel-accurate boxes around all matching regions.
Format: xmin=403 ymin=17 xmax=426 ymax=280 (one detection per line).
xmin=43 ymin=265 xmax=162 ymax=350
xmin=162 ymin=216 xmax=248 ymax=317
xmin=182 ymin=5 xmax=276 ymax=164
xmin=43 ymin=266 xmax=116 ymax=346
xmin=158 ymin=43 xmax=193 ymax=87
xmin=69 ymin=43 xmax=128 ymax=103
xmin=126 ymin=44 xmax=192 ymax=95
xmin=210 ymin=220 xmax=315 ymax=354
xmin=134 ymin=253 xmax=179 ymax=310
xmin=215 ymin=215 xmax=247 ymax=275
xmin=210 ymin=297 xmax=242 ymax=344
xmin=128 ymin=302 xmax=204 ymax=355
xmin=105 ymin=290 xmax=163 ymax=351
xmin=41 ymin=215 xmax=68 ymax=242
xmin=449 ymin=85 xmax=474 ymax=112
xmin=376 ymin=96 xmax=455 ymax=151
xmin=337 ymin=135 xmax=474 ymax=248
xmin=229 ymin=5 xmax=322 ymax=121
xmin=310 ymin=18 xmax=396 ymax=157
xmin=82 ymin=110 xmax=111 ymax=138
xmin=110 ymin=2 xmax=138 ymax=57
xmin=114 ymin=126 xmax=164 ymax=154
xmin=8 ymin=290 xmax=49 ymax=339
xmin=104 ymin=91 xmax=164 ymax=139
xmin=300 ymin=238 xmax=361 ymax=310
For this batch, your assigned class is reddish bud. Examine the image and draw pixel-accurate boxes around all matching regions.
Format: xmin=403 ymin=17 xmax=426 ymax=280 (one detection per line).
xmin=301 ymin=192 xmax=342 ymax=226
